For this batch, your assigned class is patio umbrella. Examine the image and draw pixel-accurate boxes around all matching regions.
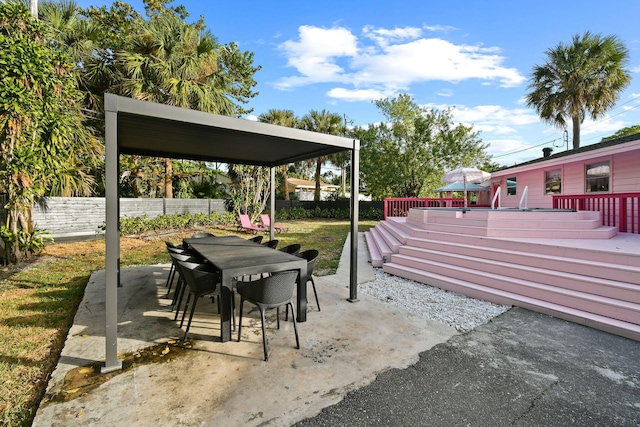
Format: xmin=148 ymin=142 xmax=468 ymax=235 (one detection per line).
xmin=442 ymin=167 xmax=491 ymax=207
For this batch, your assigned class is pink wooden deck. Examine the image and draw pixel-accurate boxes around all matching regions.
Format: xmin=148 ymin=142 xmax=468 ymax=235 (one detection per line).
xmin=364 ymin=208 xmax=640 ymax=341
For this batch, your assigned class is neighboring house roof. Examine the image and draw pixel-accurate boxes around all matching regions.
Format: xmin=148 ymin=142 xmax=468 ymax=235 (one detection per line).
xmin=492 ymin=132 xmax=640 ymax=177
xmin=287 ymin=178 xmax=339 ymax=191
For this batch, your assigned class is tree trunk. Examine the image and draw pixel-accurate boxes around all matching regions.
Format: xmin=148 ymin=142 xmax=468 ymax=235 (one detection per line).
xmin=572 ymin=115 xmax=581 ymax=150
xmin=314 ymin=160 xmax=322 ymax=201
xmin=164 ymin=158 xmax=173 ymax=198
xmin=8 ymin=207 xmax=20 ymax=263
xmin=283 ymin=165 xmax=289 ymax=201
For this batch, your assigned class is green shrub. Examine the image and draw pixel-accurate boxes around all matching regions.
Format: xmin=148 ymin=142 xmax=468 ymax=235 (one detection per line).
xmin=275 ymin=206 xmax=382 ymax=221
xmin=103 ymin=211 xmax=238 ymax=236
xmin=103 ymin=206 xmax=381 ymax=236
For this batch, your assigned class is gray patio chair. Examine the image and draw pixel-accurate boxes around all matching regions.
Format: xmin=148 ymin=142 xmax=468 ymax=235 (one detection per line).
xmin=165 ymin=241 xmax=185 ymax=250
xmin=279 ymin=243 xmax=301 ymax=255
xmin=165 ymin=242 xmax=187 ymax=288
xmin=175 ymin=260 xmax=222 ymax=341
xmin=168 ymin=251 xmax=204 ymax=305
xmin=298 ymin=249 xmax=320 ymax=311
xmin=262 ymin=239 xmax=279 ymax=249
xmin=192 ymin=231 xmax=216 ymax=238
xmin=286 ymin=249 xmax=320 ymax=321
xmin=248 ymin=235 xmax=263 ymax=244
xmin=236 ymin=270 xmax=300 ymax=361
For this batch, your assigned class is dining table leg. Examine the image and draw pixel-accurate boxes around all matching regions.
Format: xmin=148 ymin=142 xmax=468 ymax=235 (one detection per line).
xmin=297 ymin=266 xmax=307 ymax=322
xmin=219 ymin=272 xmax=233 ymax=342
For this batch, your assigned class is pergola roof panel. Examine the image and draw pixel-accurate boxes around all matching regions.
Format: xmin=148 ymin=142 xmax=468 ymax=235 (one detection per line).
xmin=107 ymin=94 xmax=356 ymax=166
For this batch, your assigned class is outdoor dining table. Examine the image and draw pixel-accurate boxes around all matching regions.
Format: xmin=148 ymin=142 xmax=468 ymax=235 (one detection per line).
xmin=183 ymin=235 xmax=307 ymax=342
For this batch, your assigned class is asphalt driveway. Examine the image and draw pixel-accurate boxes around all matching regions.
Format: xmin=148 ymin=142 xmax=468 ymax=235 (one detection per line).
xmin=295 ymin=307 xmax=640 ymax=427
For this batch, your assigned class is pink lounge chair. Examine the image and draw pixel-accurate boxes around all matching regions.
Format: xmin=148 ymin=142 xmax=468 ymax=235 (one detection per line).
xmin=260 ymin=214 xmax=288 ymax=233
xmin=238 ymin=214 xmax=266 ymax=233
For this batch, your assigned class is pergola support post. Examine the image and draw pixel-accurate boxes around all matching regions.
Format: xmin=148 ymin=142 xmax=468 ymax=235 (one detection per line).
xmin=102 ymin=106 xmax=122 ymax=373
xmin=270 ymin=166 xmax=275 ymax=240
xmin=348 ymin=142 xmax=359 ymax=302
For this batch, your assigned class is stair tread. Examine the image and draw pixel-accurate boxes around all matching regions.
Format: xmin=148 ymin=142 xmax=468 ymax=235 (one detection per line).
xmin=390 ymin=254 xmax=640 ymax=309
xmin=376 ymin=223 xmax=402 ymax=241
xmin=403 ymin=236 xmax=640 ymax=273
xmin=384 ymin=262 xmax=640 ymax=332
xmin=395 ymin=248 xmax=640 ymax=289
xmin=369 ymin=228 xmax=392 ymax=253
xmin=380 ymin=220 xmax=412 ymax=241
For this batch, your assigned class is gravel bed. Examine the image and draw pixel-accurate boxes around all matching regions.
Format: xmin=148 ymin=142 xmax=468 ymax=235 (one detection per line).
xmin=359 ymin=269 xmax=511 ymax=333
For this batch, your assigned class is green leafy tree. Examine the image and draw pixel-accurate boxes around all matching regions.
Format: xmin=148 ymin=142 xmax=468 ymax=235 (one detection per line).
xmin=525 ymin=31 xmax=631 ymax=149
xmin=353 ymin=94 xmax=490 ymax=200
xmin=258 ymin=109 xmax=299 ymax=200
xmin=227 ymin=164 xmax=270 ymax=223
xmin=600 ymin=124 xmax=640 ymax=142
xmin=299 ymin=109 xmax=345 ymax=201
xmin=172 ymin=160 xmax=226 ymax=199
xmin=0 ymin=1 xmax=100 ymax=262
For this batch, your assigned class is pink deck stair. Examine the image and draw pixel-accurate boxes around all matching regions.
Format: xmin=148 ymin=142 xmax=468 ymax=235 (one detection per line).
xmin=364 ymin=208 xmax=640 ymax=341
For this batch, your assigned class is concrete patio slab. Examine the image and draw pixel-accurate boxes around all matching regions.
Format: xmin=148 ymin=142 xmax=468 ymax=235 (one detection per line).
xmin=33 ymin=233 xmax=456 ymax=426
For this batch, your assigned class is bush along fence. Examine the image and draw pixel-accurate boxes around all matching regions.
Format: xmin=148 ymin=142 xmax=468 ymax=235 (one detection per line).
xmin=28 ymin=197 xmax=384 ymax=239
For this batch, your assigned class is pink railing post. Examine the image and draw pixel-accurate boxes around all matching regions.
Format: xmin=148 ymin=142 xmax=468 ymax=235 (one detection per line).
xmin=619 ymin=197 xmax=627 ymax=233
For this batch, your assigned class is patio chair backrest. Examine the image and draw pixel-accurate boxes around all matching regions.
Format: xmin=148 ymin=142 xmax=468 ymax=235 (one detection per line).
xmin=237 ymin=270 xmax=298 ymax=305
xmin=176 ymin=260 xmax=220 ymax=294
xmin=279 ymin=243 xmax=301 ymax=255
xmin=248 ymin=235 xmax=263 ymax=244
xmin=298 ymin=249 xmax=319 ymax=276
xmin=262 ymin=239 xmax=279 ymax=249
xmin=239 ymin=214 xmax=255 ymax=228
xmin=192 ymin=232 xmax=215 ymax=238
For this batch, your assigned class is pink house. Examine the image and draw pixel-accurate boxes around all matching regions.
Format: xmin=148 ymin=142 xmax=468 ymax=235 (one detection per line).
xmin=490 ymin=133 xmax=640 ymax=233
xmin=367 ymin=133 xmax=640 ymax=341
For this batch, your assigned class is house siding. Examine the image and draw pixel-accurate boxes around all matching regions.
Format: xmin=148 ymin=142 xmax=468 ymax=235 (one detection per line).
xmin=492 ymin=135 xmax=640 ymax=209
xmin=612 ymin=150 xmax=640 ymax=193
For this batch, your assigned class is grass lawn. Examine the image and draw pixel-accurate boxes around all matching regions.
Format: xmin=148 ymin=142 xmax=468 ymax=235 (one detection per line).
xmin=0 ymin=219 xmax=376 ymax=426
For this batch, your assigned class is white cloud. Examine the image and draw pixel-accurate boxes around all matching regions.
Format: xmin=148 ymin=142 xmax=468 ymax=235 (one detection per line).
xmin=326 ymin=87 xmax=394 ymax=102
xmin=275 ymin=25 xmax=358 ymax=89
xmin=485 ymin=138 xmax=532 ymax=154
xmin=351 ymin=39 xmax=524 ymax=88
xmin=438 ymin=104 xmax=540 ymax=133
xmin=423 ymin=24 xmax=457 ymax=33
xmin=436 ymin=88 xmax=454 ymax=97
xmin=274 ymin=25 xmax=526 ymax=97
xmin=581 ymin=117 xmax=629 ymax=136
xmin=362 ymin=25 xmax=422 ymax=47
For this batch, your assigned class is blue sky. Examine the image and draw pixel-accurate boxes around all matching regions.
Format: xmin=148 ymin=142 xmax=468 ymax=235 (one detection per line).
xmin=77 ymin=0 xmax=640 ymax=166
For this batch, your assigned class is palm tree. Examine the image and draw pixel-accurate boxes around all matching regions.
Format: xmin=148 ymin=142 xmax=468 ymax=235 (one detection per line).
xmin=300 ymin=110 xmax=345 ymax=201
xmin=525 ymin=32 xmax=630 ymax=149
xmin=117 ymin=14 xmax=236 ymax=197
xmin=258 ymin=109 xmax=298 ymax=200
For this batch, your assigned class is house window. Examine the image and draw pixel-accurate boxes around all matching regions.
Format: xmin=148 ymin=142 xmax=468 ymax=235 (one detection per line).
xmin=507 ymin=176 xmax=516 ymax=196
xmin=545 ymin=169 xmax=562 ymax=194
xmin=585 ymin=161 xmax=610 ymax=193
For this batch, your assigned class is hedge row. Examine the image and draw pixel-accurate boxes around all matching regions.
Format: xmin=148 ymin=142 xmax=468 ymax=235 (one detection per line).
xmin=116 ymin=207 xmax=383 ymax=235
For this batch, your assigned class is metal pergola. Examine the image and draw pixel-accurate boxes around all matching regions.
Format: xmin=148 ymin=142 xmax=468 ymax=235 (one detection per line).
xmin=103 ymin=93 xmax=360 ymax=372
